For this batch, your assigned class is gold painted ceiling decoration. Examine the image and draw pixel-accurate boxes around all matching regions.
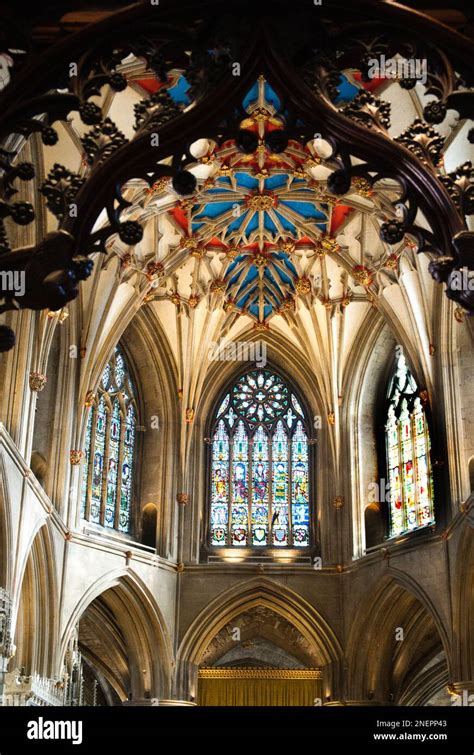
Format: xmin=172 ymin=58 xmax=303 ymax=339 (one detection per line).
xmin=112 ymin=76 xmax=412 ymax=325
xmin=1 ymin=0 xmax=474 ymax=364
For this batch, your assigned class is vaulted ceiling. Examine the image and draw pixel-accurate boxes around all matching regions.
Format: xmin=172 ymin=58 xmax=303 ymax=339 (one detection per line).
xmin=2 ymin=0 xmax=473 ymax=427
xmin=37 ymin=51 xmax=470 ymax=404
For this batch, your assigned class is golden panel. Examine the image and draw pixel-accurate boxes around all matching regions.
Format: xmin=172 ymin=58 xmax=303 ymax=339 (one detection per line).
xmin=198 ymin=667 xmax=321 ymax=679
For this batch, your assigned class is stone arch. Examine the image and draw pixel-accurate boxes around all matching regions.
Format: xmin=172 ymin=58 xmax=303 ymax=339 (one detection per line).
xmin=12 ymin=522 xmax=58 ymax=679
xmin=120 ymin=308 xmax=180 ymax=557
xmin=204 ymin=348 xmax=317 ymax=433
xmin=188 ymin=330 xmax=328 ymax=561
xmin=346 ymin=571 xmax=450 ymax=703
xmin=60 ymin=568 xmax=173 ymax=701
xmin=74 ymin=335 xmax=143 ymax=536
xmin=397 ymin=653 xmax=449 ymax=706
xmin=341 ymin=317 xmax=396 ymax=558
xmin=74 ymin=304 xmax=179 ymax=553
xmin=76 ymin=337 xmax=144 ymax=459
xmin=343 ymin=307 xmax=446 ymax=559
xmin=199 ymin=349 xmax=319 ymax=548
xmin=176 ymin=576 xmax=344 ymax=702
xmin=197 ymin=327 xmax=325 ymax=451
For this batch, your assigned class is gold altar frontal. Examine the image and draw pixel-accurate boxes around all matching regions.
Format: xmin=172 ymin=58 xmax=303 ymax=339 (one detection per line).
xmin=198 ymin=667 xmax=322 ymax=706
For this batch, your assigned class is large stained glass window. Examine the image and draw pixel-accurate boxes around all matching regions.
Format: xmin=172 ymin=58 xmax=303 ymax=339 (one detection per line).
xmin=209 ymin=370 xmax=311 ymax=547
xmin=385 ymin=352 xmax=434 ymax=537
xmin=81 ymin=346 xmax=138 ymax=533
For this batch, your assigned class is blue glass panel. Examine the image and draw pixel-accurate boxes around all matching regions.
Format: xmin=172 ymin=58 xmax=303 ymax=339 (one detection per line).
xmin=333 ymin=73 xmax=357 ymax=104
xmin=168 ymin=74 xmax=191 ymax=105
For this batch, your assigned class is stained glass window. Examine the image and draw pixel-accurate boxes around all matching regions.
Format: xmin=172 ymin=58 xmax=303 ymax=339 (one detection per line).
xmin=80 ymin=346 xmax=138 ymax=533
xmin=385 ymin=352 xmax=434 ymax=537
xmin=209 ymin=369 xmax=311 ymax=547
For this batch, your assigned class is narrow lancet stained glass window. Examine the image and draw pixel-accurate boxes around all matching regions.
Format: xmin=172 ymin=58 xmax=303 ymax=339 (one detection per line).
xmin=81 ymin=408 xmax=94 ymax=516
xmin=209 ymin=369 xmax=311 ymax=547
xmin=385 ymin=352 xmax=434 ymax=537
xmin=272 ymin=420 xmax=289 ymax=546
xmin=252 ymin=426 xmax=269 ymax=546
xmin=232 ymin=421 xmax=249 ymax=546
xmin=120 ymin=405 xmax=136 ymax=532
xmin=105 ymin=399 xmax=121 ymax=527
xmin=90 ymin=396 xmax=107 ymax=524
xmin=292 ymin=420 xmax=310 ymax=545
xmin=210 ymin=420 xmax=229 ymax=545
xmin=81 ymin=346 xmax=137 ymax=533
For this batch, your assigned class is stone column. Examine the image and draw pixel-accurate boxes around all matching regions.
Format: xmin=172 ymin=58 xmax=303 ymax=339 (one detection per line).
xmin=172 ymin=658 xmax=199 ymax=704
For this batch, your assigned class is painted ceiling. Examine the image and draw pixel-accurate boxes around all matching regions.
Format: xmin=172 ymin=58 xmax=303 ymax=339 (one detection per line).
xmin=21 ymin=49 xmax=473 ymax=487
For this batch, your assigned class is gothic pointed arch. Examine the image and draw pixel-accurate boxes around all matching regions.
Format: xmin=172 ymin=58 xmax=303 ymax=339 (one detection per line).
xmin=0 ymin=0 xmax=473 ymax=714
xmin=81 ymin=345 xmax=138 ymax=533
xmin=12 ymin=523 xmax=58 ymax=680
xmin=60 ymin=568 xmax=173 ymax=700
xmin=346 ymin=571 xmax=450 ymax=703
xmin=1 ymin=0 xmax=474 ymax=357
xmin=205 ymin=365 xmax=314 ymax=550
xmin=384 ymin=349 xmax=435 ymax=537
xmin=177 ymin=576 xmax=344 ymax=700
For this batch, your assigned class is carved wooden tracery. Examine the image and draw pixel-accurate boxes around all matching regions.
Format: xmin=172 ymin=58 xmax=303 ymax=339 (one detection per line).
xmin=0 ymin=0 xmax=474 ymax=349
